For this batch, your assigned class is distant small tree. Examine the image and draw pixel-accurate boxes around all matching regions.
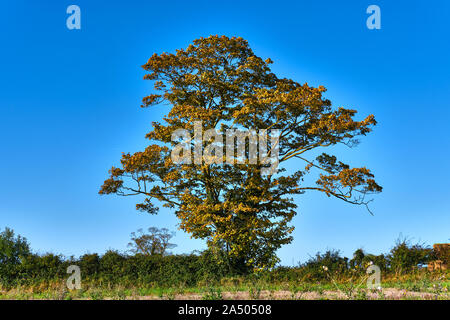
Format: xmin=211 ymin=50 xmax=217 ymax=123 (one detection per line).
xmin=128 ymin=227 xmax=176 ymax=256
xmin=0 ymin=227 xmax=31 ymax=265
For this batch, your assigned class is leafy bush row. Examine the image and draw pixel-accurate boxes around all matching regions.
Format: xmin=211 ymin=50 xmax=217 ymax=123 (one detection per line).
xmin=0 ymin=228 xmax=442 ymax=288
xmin=0 ymin=250 xmax=231 ymax=288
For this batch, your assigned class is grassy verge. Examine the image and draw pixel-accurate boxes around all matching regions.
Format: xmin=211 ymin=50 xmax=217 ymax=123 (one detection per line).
xmin=1 ymin=271 xmax=448 ymax=300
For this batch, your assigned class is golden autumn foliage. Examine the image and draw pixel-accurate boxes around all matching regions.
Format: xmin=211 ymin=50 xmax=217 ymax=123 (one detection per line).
xmin=100 ymin=35 xmax=382 ymax=272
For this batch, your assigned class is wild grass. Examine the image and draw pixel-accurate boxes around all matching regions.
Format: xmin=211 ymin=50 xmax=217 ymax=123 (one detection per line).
xmin=0 ymin=270 xmax=448 ymax=300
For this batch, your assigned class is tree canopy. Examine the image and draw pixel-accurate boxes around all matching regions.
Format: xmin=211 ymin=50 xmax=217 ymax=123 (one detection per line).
xmin=0 ymin=227 xmax=31 ymax=265
xmin=100 ymin=35 xmax=382 ymax=272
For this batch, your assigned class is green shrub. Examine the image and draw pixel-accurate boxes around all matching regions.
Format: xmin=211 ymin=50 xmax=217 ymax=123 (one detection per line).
xmin=0 ymin=227 xmax=31 ymax=265
xmin=300 ymin=250 xmax=349 ymax=280
xmin=78 ymin=253 xmax=100 ymax=277
xmin=388 ymin=237 xmax=432 ymax=274
xmin=349 ymin=248 xmax=388 ymax=272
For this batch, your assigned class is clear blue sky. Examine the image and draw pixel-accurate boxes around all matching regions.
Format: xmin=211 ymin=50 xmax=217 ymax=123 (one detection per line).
xmin=1 ymin=0 xmax=449 ymax=265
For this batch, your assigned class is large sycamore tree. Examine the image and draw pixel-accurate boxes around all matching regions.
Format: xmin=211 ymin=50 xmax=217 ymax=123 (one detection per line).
xmin=100 ymin=36 xmax=382 ymax=272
